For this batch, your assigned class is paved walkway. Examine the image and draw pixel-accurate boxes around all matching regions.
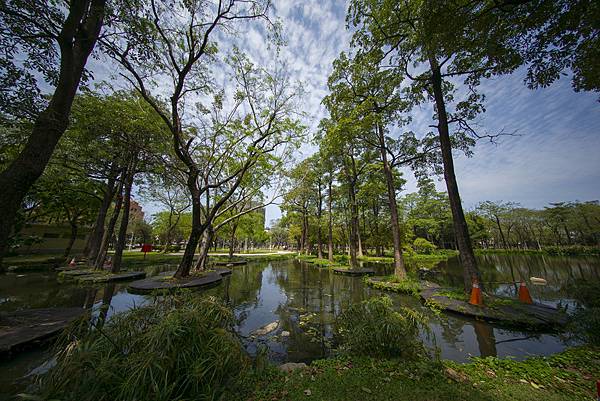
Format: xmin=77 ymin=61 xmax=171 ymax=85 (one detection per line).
xmin=170 ymin=250 xmax=295 ymax=257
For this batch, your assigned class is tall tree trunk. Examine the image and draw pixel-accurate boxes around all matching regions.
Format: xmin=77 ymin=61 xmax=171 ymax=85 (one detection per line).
xmin=496 ymin=216 xmax=508 ymax=249
xmin=429 ymin=56 xmax=482 ymax=291
xmin=174 ymin=175 xmax=202 ymax=278
xmin=300 ymin=209 xmax=308 ymax=254
xmin=377 ymin=123 xmax=406 ymax=278
xmin=229 ymin=222 xmax=238 ymax=259
xmin=317 ymin=184 xmax=323 ymax=259
xmin=327 ymin=179 xmax=334 ymax=262
xmin=85 ymin=166 xmax=119 ymax=261
xmin=357 ymin=229 xmax=363 ymax=258
xmin=194 ymin=226 xmax=214 ymax=271
xmin=95 ymin=177 xmax=125 ymax=269
xmin=111 ymin=160 xmax=136 ymax=273
xmin=347 ymin=172 xmax=359 ymax=269
xmin=63 ymin=220 xmax=79 ymax=258
xmin=0 ymin=0 xmax=106 ymax=266
xmin=162 ymin=208 xmax=175 ymax=253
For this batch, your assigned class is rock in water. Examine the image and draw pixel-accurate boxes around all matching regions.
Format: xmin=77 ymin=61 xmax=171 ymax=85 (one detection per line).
xmin=252 ymin=321 xmax=279 ymax=336
xmin=279 ymin=362 xmax=308 ymax=373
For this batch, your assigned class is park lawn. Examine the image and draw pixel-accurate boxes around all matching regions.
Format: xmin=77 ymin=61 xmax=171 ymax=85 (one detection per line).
xmin=211 ymin=248 xmax=287 ymax=254
xmin=3 ymin=250 xmax=295 ymax=271
xmin=365 ymin=275 xmax=423 ymax=295
xmin=245 ymin=346 xmax=600 ymax=401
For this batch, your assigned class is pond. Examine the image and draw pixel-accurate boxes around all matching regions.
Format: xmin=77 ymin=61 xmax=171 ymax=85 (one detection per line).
xmin=1 ymin=253 xmax=599 ymax=399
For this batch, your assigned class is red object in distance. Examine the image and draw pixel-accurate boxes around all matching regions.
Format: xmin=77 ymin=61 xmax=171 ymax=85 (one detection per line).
xmin=141 ymin=244 xmax=153 ymax=253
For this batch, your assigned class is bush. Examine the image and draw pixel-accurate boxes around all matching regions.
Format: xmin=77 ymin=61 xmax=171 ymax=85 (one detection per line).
xmin=32 ymin=294 xmax=250 ymax=401
xmin=568 ymin=281 xmax=600 ymax=345
xmin=413 ymin=238 xmax=437 ymax=255
xmin=335 ymin=296 xmax=428 ymax=359
xmin=543 ymin=245 xmax=600 ymax=256
xmin=333 ymin=254 xmax=349 ymax=264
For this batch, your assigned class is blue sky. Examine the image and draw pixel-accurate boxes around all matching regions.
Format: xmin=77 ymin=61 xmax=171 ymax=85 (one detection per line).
xmin=123 ymin=0 xmax=600 ymax=225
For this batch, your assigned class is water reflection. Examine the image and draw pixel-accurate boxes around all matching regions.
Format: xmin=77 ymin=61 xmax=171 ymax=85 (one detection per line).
xmin=1 ymin=254 xmax=598 ymax=397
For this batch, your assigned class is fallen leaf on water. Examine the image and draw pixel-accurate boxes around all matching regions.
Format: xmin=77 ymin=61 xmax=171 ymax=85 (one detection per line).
xmin=361 ymin=387 xmax=372 ymax=394
xmin=303 ymin=389 xmax=311 ymax=396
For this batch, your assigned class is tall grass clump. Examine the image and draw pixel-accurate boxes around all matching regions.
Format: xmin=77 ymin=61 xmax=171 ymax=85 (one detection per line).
xmin=335 ymin=295 xmax=429 ymax=359
xmin=30 ymin=293 xmax=249 ymax=401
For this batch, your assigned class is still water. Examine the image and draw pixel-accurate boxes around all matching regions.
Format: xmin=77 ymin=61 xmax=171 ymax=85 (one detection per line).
xmin=1 ymin=254 xmax=599 ymax=398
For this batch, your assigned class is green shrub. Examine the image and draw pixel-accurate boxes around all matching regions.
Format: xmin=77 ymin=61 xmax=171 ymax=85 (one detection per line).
xmin=31 ymin=294 xmax=249 ymax=401
xmin=335 ymin=296 xmax=428 ymax=359
xmin=543 ymin=245 xmax=600 ymax=256
xmin=365 ymin=275 xmax=422 ymax=296
xmin=572 ymin=308 xmax=600 ymax=345
xmin=333 ymin=254 xmax=349 ymax=264
xmin=413 ymin=238 xmax=437 ymax=255
xmin=568 ymin=281 xmax=600 ymax=345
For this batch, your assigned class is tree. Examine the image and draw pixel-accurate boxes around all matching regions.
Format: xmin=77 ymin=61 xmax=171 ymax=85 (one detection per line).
xmin=490 ymin=0 xmax=600 ymax=97
xmin=102 ymin=1 xmax=302 ymax=278
xmin=19 ymin=164 xmax=101 ymax=258
xmin=140 ymin=173 xmax=190 ymax=252
xmin=64 ymin=91 xmax=168 ymax=272
xmin=477 ymin=201 xmax=519 ymax=249
xmin=347 ymin=0 xmax=529 ymax=289
xmin=0 ymin=0 xmax=106 ymax=264
xmin=324 ymin=52 xmax=439 ymax=277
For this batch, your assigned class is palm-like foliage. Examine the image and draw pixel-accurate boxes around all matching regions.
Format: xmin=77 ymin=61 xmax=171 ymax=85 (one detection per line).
xmin=33 ymin=294 xmax=249 ymax=401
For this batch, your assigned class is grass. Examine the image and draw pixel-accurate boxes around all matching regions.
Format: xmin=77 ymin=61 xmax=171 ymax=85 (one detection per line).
xmin=3 ymin=251 xmax=295 ymax=273
xmin=245 ymin=346 xmax=600 ymax=401
xmin=311 ymin=258 xmax=346 ymax=268
xmin=29 ymin=294 xmax=250 ymax=401
xmin=210 ymin=248 xmax=287 ymax=254
xmin=358 ymin=251 xmax=458 ymax=265
xmin=475 ymin=246 xmax=600 ymax=257
xmin=365 ymin=275 xmax=423 ymax=296
xmin=296 ymin=255 xmax=351 ymax=270
xmin=21 ymin=287 xmax=600 ymax=401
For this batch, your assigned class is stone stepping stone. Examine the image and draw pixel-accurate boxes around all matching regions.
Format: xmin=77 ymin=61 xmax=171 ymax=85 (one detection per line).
xmin=58 ymin=269 xmax=95 ymax=278
xmin=420 ymin=288 xmax=569 ymax=329
xmin=77 ymin=271 xmax=147 ymax=283
xmin=332 ymin=267 xmax=375 ymax=276
xmin=128 ymin=272 xmax=223 ymax=294
xmin=213 ymin=267 xmax=232 ymax=276
xmin=0 ymin=307 xmax=87 ymax=357
xmin=213 ymin=259 xmax=247 ymax=266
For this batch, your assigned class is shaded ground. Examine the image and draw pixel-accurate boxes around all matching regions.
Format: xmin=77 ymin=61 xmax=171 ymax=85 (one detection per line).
xmin=245 ymin=346 xmax=600 ymax=401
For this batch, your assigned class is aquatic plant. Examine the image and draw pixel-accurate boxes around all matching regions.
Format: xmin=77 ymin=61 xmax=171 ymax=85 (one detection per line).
xmin=335 ymin=296 xmax=428 ymax=359
xmin=364 ymin=275 xmax=422 ymax=296
xmin=29 ymin=293 xmax=249 ymax=401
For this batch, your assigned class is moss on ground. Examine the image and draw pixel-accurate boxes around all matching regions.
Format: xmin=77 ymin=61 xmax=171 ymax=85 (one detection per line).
xmin=241 ymin=346 xmax=600 ymax=401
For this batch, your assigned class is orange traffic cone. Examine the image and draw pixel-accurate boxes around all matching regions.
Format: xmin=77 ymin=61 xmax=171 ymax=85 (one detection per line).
xmin=468 ymin=278 xmax=484 ymax=306
xmin=518 ymin=281 xmax=533 ymax=304
xmin=69 ymin=258 xmax=76 ymax=267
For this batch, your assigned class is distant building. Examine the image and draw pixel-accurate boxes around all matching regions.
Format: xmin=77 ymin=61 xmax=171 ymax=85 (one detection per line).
xmin=129 ymin=199 xmax=144 ymax=221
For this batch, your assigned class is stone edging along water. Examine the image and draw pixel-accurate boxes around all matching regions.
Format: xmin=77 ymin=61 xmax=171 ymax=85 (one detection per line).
xmin=127 ymin=268 xmax=232 ymax=294
xmin=0 ymin=308 xmax=87 ymax=358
